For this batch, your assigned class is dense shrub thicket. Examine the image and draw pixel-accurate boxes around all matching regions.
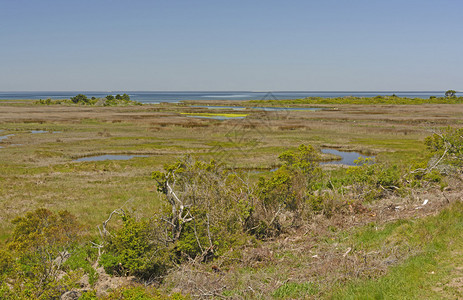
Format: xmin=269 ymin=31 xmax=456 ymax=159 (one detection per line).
xmin=1 ymin=209 xmax=84 ymax=299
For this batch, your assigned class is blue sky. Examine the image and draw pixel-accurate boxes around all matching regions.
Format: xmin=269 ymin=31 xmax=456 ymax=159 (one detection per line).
xmin=0 ymin=0 xmax=462 ymax=91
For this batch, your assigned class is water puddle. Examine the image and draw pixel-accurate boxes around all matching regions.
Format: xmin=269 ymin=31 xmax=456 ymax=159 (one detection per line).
xmin=74 ymin=155 xmax=149 ymax=162
xmin=185 ymin=115 xmax=246 ymax=120
xmin=190 ymin=105 xmax=322 ymax=111
xmin=190 ymin=105 xmax=246 ymax=111
xmin=253 ymin=107 xmax=322 ymax=111
xmin=321 ymin=149 xmax=374 ymax=166
xmin=0 ymin=134 xmax=14 ymax=141
xmin=30 ymin=130 xmax=61 ymax=134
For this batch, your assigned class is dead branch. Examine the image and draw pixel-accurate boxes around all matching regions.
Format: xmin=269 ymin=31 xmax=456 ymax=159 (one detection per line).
xmin=98 ymin=208 xmax=125 ymax=239
xmin=193 ymin=217 xmax=204 ymax=254
xmin=268 ymin=204 xmax=283 ymax=228
xmin=206 ymin=214 xmax=213 ymax=249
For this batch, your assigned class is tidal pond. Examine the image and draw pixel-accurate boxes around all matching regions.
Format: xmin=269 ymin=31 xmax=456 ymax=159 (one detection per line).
xmin=190 ymin=105 xmax=323 ymax=111
xmin=321 ymin=149 xmax=374 ymax=166
xmin=74 ymin=155 xmax=149 ymax=162
xmin=0 ymin=134 xmax=14 ymax=141
xmin=30 ymin=130 xmax=62 ymax=134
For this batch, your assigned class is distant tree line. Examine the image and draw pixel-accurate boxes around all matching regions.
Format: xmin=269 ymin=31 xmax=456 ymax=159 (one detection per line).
xmin=36 ymin=94 xmax=140 ymax=106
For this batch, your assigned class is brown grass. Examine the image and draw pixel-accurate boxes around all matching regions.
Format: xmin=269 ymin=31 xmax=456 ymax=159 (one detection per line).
xmin=1 ymin=101 xmax=463 ymax=239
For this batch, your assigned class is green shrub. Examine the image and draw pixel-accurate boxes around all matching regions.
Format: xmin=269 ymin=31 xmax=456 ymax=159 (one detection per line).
xmin=345 ymin=159 xmax=402 ymax=200
xmin=153 ymin=157 xmax=254 ymax=260
xmin=5 ymin=208 xmax=84 ymax=299
xmin=253 ymin=144 xmax=324 ymax=235
xmin=71 ymin=94 xmax=90 ymax=104
xmin=101 ymin=215 xmax=168 ymax=279
xmin=425 ymin=127 xmax=463 ymax=168
xmin=102 ymin=286 xmax=190 ymax=299
xmin=63 ymin=243 xmax=99 ymax=285
xmin=0 ymin=249 xmax=14 ymax=276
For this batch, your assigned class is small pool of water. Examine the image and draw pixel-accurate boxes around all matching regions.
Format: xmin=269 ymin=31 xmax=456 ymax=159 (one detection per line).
xmin=190 ymin=105 xmax=322 ymax=111
xmin=75 ymin=155 xmax=149 ymax=162
xmin=187 ymin=115 xmax=246 ymax=120
xmin=253 ymin=107 xmax=322 ymax=111
xmin=0 ymin=134 xmax=14 ymax=141
xmin=190 ymin=105 xmax=246 ymax=111
xmin=30 ymin=130 xmax=61 ymax=134
xmin=321 ymin=149 xmax=374 ymax=166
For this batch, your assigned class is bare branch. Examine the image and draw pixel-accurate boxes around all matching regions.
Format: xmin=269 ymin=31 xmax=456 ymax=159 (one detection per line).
xmin=100 ymin=208 xmax=125 ymax=239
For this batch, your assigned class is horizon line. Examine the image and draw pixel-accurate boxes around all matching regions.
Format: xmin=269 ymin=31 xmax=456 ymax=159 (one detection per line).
xmin=0 ymin=90 xmax=455 ymax=93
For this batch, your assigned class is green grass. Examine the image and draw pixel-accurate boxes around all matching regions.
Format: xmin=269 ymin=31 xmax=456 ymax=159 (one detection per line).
xmin=2 ymin=101 xmax=462 ymax=298
xmin=272 ymin=282 xmax=319 ymax=299
xmin=330 ymin=202 xmax=463 ymax=299
xmin=0 ymin=104 xmax=434 ymax=240
xmin=250 ymin=96 xmax=463 ymax=105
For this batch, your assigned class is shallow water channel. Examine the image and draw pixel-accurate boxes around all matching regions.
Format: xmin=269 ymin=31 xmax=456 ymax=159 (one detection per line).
xmin=185 ymin=115 xmax=246 ymax=120
xmin=321 ymin=148 xmax=374 ymax=166
xmin=0 ymin=134 xmax=14 ymax=141
xmin=190 ymin=105 xmax=323 ymax=111
xmin=74 ymin=155 xmax=149 ymax=162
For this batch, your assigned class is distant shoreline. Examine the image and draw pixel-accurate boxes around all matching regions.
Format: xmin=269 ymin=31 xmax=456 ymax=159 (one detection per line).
xmin=0 ymin=91 xmax=455 ymax=103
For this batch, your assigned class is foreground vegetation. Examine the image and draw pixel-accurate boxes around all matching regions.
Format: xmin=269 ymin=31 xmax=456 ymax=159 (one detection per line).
xmin=1 ymin=98 xmax=463 ymax=298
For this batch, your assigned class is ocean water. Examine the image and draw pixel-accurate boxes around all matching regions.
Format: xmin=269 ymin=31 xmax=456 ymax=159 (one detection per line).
xmin=0 ymin=91 xmax=448 ymax=104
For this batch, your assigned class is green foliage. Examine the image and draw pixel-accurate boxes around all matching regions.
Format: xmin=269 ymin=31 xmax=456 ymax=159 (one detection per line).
xmin=250 ymin=95 xmax=463 ymax=105
xmin=63 ymin=243 xmax=99 ymax=285
xmin=425 ymin=127 xmax=463 ymax=168
xmin=272 ymin=282 xmax=318 ymax=299
xmin=9 ymin=208 xmax=81 ymax=252
xmin=279 ymin=144 xmax=321 ymax=179
xmin=80 ymin=290 xmax=98 ymax=299
xmin=102 ymin=286 xmax=190 ymax=299
xmin=37 ymin=93 xmax=139 ymax=106
xmin=101 ymin=215 xmax=168 ymax=278
xmin=0 ymin=249 xmax=14 ymax=276
xmin=114 ymin=94 xmax=131 ymax=101
xmin=345 ymin=158 xmax=402 ymax=200
xmin=258 ymin=167 xmax=293 ymax=208
xmin=71 ymin=93 xmax=90 ymax=104
xmin=36 ymin=98 xmax=64 ymax=105
xmin=79 ymin=286 xmax=190 ymax=299
xmin=104 ymin=93 xmax=140 ymax=106
xmin=4 ymin=208 xmax=83 ymax=299
xmin=255 ymin=144 xmax=323 ymax=235
xmin=445 ymin=89 xmax=457 ymax=98
xmin=331 ymin=202 xmax=463 ymax=299
xmin=152 ymin=156 xmax=255 ymax=260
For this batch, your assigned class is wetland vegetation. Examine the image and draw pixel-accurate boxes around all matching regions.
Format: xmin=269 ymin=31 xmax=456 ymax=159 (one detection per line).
xmin=1 ymin=96 xmax=463 ymax=299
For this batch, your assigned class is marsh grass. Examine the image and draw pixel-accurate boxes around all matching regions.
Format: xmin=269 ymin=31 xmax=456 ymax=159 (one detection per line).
xmin=179 ymin=112 xmax=248 ymax=118
xmin=0 ymin=102 xmax=461 ymax=245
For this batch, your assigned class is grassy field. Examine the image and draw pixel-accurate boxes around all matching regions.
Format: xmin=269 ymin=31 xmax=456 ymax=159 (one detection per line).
xmin=1 ymin=99 xmax=463 ymax=298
